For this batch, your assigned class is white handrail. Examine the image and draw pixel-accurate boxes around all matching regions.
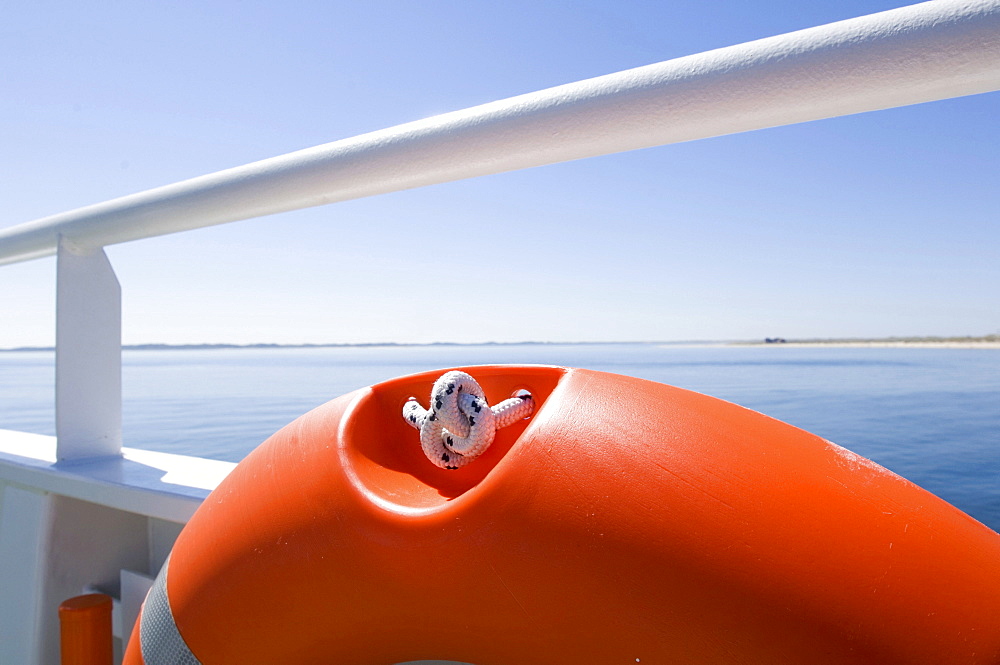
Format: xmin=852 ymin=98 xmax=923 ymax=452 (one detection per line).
xmin=1 ymin=0 xmax=998 ymax=266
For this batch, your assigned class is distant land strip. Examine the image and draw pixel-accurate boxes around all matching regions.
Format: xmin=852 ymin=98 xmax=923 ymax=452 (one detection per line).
xmin=737 ymin=334 xmax=1000 ymax=348
xmin=2 ymin=336 xmax=998 ymax=352
xmin=0 ymin=340 xmax=671 ymax=353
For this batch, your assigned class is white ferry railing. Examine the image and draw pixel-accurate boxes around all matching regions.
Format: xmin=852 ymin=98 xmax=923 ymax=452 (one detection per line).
xmin=1 ymin=0 xmax=998 ymax=266
xmin=0 ymin=1 xmax=998 ymax=661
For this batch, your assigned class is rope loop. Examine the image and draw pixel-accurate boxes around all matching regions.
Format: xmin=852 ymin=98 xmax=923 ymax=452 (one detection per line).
xmin=403 ymin=370 xmax=534 ymax=469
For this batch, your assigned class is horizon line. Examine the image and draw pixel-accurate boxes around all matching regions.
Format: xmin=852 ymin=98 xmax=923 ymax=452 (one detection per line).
xmin=1 ymin=334 xmax=998 ymax=353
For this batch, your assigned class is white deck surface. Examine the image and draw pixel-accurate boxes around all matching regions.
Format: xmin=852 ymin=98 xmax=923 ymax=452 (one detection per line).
xmin=0 ymin=429 xmax=234 ymax=523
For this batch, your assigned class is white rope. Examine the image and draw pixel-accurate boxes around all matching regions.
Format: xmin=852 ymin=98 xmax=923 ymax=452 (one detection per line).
xmin=403 ymin=370 xmax=534 ymax=469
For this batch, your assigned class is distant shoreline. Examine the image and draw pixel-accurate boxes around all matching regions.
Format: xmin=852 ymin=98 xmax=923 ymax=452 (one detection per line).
xmin=0 ymin=340 xmax=700 ymax=353
xmin=2 ymin=336 xmax=998 ymax=352
xmin=734 ymin=336 xmax=1000 ymax=349
xmin=740 ymin=341 xmax=1000 ymax=348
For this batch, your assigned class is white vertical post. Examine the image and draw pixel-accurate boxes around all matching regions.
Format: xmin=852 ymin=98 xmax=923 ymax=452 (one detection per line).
xmin=56 ymin=237 xmax=122 ymax=461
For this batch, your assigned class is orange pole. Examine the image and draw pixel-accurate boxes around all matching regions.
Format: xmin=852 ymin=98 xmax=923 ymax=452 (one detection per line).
xmin=58 ymin=593 xmax=113 ymax=665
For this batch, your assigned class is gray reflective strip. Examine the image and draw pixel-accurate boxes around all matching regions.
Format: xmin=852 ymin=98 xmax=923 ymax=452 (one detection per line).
xmin=141 ymin=558 xmax=202 ymax=665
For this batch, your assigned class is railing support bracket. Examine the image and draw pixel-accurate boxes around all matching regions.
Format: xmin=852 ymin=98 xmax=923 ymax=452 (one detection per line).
xmin=56 ymin=237 xmax=122 ymax=462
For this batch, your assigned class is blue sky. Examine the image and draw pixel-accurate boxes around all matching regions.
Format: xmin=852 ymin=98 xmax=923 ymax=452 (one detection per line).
xmin=1 ymin=0 xmax=998 ymax=346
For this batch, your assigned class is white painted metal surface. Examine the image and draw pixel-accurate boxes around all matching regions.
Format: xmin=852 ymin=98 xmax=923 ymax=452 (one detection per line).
xmin=0 ymin=487 xmax=51 ymax=664
xmin=0 ymin=0 xmax=998 ymax=265
xmin=0 ymin=430 xmax=235 ymax=522
xmin=0 ymin=430 xmax=232 ymax=664
xmin=56 ymin=238 xmax=122 ymax=461
xmin=0 ymin=485 xmax=151 ymax=665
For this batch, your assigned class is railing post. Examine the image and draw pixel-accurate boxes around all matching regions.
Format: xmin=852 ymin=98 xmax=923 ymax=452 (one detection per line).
xmin=56 ymin=237 xmax=122 ymax=461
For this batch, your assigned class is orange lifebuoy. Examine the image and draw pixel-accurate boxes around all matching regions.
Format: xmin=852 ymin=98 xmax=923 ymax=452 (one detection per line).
xmin=125 ymin=366 xmax=1000 ymax=664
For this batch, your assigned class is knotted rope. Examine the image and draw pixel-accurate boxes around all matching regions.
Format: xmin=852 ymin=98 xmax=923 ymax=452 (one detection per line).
xmin=403 ymin=370 xmax=534 ymax=469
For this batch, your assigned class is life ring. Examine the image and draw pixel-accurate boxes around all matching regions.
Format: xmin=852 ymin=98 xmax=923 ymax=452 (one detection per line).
xmin=124 ymin=365 xmax=1000 ymax=664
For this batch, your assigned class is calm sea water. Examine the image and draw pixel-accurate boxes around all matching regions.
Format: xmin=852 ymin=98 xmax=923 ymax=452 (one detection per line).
xmin=2 ymin=344 xmax=998 ymax=531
